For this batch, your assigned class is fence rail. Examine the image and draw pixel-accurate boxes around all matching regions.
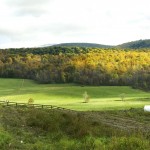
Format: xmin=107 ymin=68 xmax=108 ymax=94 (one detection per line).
xmin=0 ymin=100 xmax=76 ymax=112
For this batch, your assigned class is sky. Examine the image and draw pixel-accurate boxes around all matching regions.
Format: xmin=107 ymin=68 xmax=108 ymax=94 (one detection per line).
xmin=0 ymin=0 xmax=150 ymax=48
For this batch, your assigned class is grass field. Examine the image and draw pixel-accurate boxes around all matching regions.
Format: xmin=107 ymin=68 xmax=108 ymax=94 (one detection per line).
xmin=0 ymin=78 xmax=150 ymax=111
xmin=0 ymin=78 xmax=150 ymax=149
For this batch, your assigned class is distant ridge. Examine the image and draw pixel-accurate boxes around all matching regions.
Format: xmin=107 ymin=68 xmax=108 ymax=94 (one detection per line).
xmin=51 ymin=43 xmax=114 ymax=48
xmin=117 ymin=39 xmax=150 ymax=49
xmin=38 ymin=39 xmax=150 ymax=49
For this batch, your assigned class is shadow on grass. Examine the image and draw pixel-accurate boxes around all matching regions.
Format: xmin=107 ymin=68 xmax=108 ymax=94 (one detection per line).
xmin=115 ymin=98 xmax=150 ymax=102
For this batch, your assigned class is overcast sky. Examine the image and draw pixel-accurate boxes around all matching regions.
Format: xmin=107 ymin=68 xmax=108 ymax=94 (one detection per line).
xmin=0 ymin=0 xmax=150 ymax=48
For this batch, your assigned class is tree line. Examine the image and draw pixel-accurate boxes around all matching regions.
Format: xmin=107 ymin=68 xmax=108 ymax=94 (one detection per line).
xmin=0 ymin=47 xmax=150 ymax=90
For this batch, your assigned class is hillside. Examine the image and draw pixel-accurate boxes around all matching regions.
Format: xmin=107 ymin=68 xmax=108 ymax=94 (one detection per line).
xmin=117 ymin=39 xmax=150 ymax=49
xmin=51 ymin=43 xmax=113 ymax=48
xmin=50 ymin=39 xmax=150 ymax=49
xmin=0 ymin=49 xmax=150 ymax=90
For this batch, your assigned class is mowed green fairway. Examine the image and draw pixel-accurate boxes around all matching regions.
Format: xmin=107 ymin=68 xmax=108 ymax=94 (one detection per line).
xmin=0 ymin=78 xmax=150 ymax=111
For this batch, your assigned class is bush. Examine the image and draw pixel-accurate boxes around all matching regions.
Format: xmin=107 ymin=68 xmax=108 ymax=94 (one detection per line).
xmin=26 ymin=109 xmax=61 ymax=132
xmin=61 ymin=113 xmax=91 ymax=138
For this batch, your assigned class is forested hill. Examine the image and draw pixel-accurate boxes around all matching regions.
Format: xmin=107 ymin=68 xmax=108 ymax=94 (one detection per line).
xmin=0 ymin=47 xmax=150 ymax=90
xmin=51 ymin=39 xmax=150 ymax=49
xmin=52 ymin=43 xmax=113 ymax=48
xmin=117 ymin=39 xmax=150 ymax=49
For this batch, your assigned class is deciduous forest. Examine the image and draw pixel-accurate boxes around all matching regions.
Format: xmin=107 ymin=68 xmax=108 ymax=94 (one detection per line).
xmin=0 ymin=47 xmax=150 ymax=90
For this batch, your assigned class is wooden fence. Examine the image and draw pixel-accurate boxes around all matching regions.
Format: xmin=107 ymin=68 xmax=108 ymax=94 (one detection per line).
xmin=0 ymin=100 xmax=76 ymax=112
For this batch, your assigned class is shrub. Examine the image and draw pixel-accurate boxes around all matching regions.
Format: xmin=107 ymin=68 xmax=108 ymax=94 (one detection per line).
xmin=28 ymin=98 xmax=34 ymax=105
xmin=26 ymin=109 xmax=61 ymax=132
xmin=61 ymin=113 xmax=91 ymax=138
xmin=83 ymin=91 xmax=90 ymax=103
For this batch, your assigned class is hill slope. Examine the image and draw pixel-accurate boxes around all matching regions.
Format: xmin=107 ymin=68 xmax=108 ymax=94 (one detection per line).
xmin=52 ymin=43 xmax=114 ymax=48
xmin=117 ymin=39 xmax=150 ymax=49
xmin=50 ymin=39 xmax=150 ymax=49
